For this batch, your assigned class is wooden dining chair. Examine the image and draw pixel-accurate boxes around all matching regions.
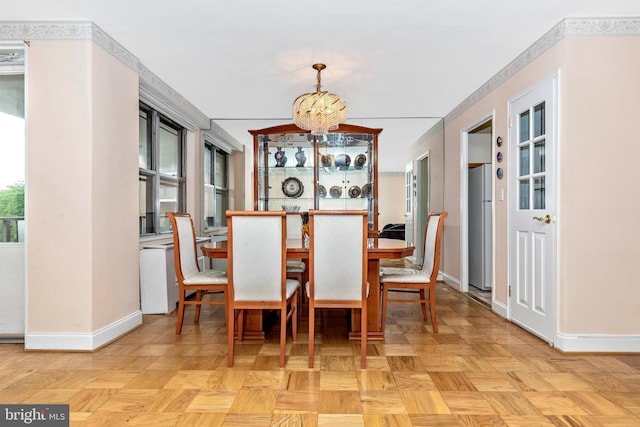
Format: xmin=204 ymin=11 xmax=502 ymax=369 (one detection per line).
xmin=226 ymin=210 xmax=301 ymax=367
xmin=167 ymin=212 xmax=228 ymax=335
xmin=380 ymin=211 xmax=448 ymax=333
xmin=307 ymin=210 xmax=369 ymax=369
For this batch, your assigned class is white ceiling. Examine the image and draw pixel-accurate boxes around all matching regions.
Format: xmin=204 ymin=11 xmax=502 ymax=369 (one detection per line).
xmin=3 ymin=0 xmax=640 ymax=171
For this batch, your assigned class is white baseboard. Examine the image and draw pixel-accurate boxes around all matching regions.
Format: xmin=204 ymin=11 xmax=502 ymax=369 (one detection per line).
xmin=554 ymin=332 xmax=640 ymax=353
xmin=440 ymin=272 xmax=462 ymax=292
xmin=491 ymin=299 xmax=508 ymax=318
xmin=25 ymin=310 xmax=142 ymax=351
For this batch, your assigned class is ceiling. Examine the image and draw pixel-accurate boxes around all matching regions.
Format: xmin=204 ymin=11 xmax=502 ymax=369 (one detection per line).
xmin=2 ymin=0 xmax=640 ymax=171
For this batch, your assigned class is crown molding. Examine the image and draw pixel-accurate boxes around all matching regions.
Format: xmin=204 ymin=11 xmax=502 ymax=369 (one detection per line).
xmin=445 ymin=17 xmax=640 ymax=123
xmin=0 ymin=20 xmax=240 ymax=146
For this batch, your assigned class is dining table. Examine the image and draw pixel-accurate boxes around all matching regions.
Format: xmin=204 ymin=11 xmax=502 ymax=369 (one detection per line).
xmin=201 ymin=237 xmax=414 ymax=341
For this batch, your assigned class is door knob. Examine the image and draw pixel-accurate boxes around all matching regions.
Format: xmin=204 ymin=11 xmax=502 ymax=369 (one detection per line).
xmin=533 ymin=214 xmax=551 ymax=224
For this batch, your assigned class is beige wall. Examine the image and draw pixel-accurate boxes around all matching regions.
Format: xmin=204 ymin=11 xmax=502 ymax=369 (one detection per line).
xmin=377 ymin=173 xmax=405 ymax=228
xmin=559 ymin=36 xmax=640 ymax=334
xmin=27 ymin=40 xmax=140 ymax=336
xmin=438 ymin=40 xmax=563 ymax=306
xmin=429 ymin=34 xmax=640 ymax=338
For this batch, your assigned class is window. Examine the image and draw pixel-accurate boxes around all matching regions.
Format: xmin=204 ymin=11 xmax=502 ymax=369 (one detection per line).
xmin=204 ymin=141 xmax=228 ymax=229
xmin=0 ymin=60 xmax=25 ymax=243
xmin=139 ymin=104 xmax=186 ymax=236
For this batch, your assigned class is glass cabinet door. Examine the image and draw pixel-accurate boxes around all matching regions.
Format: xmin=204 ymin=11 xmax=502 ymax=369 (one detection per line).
xmin=256 ymin=132 xmax=314 ymax=212
xmin=316 ymin=132 xmax=374 ymax=229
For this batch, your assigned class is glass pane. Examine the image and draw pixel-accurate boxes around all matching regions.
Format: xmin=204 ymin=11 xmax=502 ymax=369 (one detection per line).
xmin=215 ymin=189 xmax=228 ymax=227
xmin=534 ymin=102 xmax=545 ymax=137
xmin=215 ymin=150 xmax=226 ymax=186
xmin=533 ymin=176 xmax=546 ymax=209
xmin=519 ymin=110 xmax=530 ymax=142
xmin=534 ymin=140 xmax=545 ymax=173
xmin=204 ymin=146 xmax=212 ymax=185
xmin=519 ymin=179 xmax=530 ymax=210
xmin=0 ymin=95 xmax=26 ymax=242
xmin=519 ymin=145 xmax=530 ymax=176
xmin=159 ymin=122 xmax=179 ymax=176
xmin=138 ymin=111 xmax=150 ymax=169
xmin=139 ymin=175 xmax=155 ymax=235
xmin=204 ymin=184 xmax=215 ymax=227
xmin=159 ymin=181 xmax=178 ymax=233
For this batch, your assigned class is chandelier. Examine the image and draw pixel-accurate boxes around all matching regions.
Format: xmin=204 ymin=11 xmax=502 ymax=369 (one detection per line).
xmin=292 ymin=63 xmax=347 ymax=135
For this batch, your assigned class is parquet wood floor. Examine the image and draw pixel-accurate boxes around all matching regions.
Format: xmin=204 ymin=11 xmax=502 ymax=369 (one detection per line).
xmin=1 ymin=280 xmax=639 ymax=426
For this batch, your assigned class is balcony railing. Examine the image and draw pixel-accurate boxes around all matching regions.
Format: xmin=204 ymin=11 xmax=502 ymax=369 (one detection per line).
xmin=1 ymin=217 xmax=25 ymax=243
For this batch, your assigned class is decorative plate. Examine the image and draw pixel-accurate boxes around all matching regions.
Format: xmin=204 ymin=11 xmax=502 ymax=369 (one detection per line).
xmin=320 ymin=154 xmax=334 ymax=168
xmin=496 ymin=152 xmax=503 ymax=163
xmin=361 ymin=183 xmax=372 ymax=198
xmin=329 ymin=185 xmax=342 ymax=198
xmin=348 ymin=185 xmax=361 ymax=198
xmin=496 ymin=168 xmax=504 ymax=180
xmin=282 ymin=177 xmax=304 ymax=198
xmin=335 ymin=153 xmax=351 ymax=170
xmin=318 ymin=185 xmax=327 ymax=198
xmin=354 ymin=154 xmax=367 ymax=169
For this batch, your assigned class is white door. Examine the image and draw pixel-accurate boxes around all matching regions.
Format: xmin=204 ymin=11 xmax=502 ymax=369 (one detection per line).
xmin=404 ymin=163 xmax=414 ymax=247
xmin=508 ymin=75 xmax=557 ymax=344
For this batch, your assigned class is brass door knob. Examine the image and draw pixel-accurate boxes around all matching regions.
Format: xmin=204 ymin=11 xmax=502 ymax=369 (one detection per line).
xmin=533 ymin=214 xmax=551 ymax=224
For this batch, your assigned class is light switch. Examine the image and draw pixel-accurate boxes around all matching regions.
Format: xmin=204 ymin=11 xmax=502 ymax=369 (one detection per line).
xmin=498 ymin=188 xmax=504 ymax=201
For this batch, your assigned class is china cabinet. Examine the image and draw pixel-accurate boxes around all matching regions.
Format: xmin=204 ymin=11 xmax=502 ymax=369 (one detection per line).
xmin=249 ymin=123 xmax=382 ymax=233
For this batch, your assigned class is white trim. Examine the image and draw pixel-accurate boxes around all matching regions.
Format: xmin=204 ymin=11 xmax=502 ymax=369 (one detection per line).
xmin=0 ymin=20 xmax=242 ymax=151
xmin=204 ymin=120 xmax=244 ymax=153
xmin=445 ymin=17 xmax=640 ymax=122
xmin=25 ymin=310 xmax=142 ymax=351
xmin=555 ymin=333 xmax=640 ymax=353
xmin=441 ymin=272 xmax=462 ymax=292
xmin=491 ymin=299 xmax=507 ymax=318
xmin=459 ymin=113 xmax=494 ymax=296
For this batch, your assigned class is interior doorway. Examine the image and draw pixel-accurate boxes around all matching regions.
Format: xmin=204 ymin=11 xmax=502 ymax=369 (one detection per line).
xmin=414 ymin=151 xmax=430 ymax=266
xmin=461 ymin=117 xmax=494 ymax=307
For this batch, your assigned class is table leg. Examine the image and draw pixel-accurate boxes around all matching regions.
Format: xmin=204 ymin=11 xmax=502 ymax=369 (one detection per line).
xmin=235 ymin=309 xmax=265 ymax=340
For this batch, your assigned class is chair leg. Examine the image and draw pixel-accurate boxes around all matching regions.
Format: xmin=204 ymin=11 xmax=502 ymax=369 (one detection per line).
xmin=429 ymin=287 xmax=438 ymax=333
xmin=227 ymin=307 xmax=235 ymax=367
xmin=361 ymin=303 xmax=367 ymax=369
xmin=297 ymin=273 xmax=304 ymax=319
xmin=280 ymin=304 xmax=287 ymax=368
xmin=308 ymin=302 xmax=315 ymax=368
xmin=292 ymin=292 xmax=298 ymax=340
xmin=176 ymin=297 xmax=186 ymax=335
xmin=419 ymin=289 xmax=428 ymax=321
xmin=238 ymin=309 xmax=244 ymax=341
xmin=194 ymin=290 xmax=203 ymax=323
xmin=380 ymin=284 xmax=388 ymax=333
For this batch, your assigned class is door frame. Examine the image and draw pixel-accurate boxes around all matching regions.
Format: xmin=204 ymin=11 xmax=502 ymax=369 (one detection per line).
xmin=414 ymin=151 xmax=430 ymax=266
xmin=460 ymin=113 xmax=494 ymax=294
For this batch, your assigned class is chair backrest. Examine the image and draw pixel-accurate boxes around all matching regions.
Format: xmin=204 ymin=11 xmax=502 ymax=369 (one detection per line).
xmin=227 ymin=211 xmax=286 ymax=302
xmin=285 ymin=213 xmax=303 ymax=240
xmin=309 ymin=210 xmax=368 ymax=301
xmin=167 ymin=212 xmax=200 ymax=282
xmin=421 ymin=212 xmax=448 ymax=279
